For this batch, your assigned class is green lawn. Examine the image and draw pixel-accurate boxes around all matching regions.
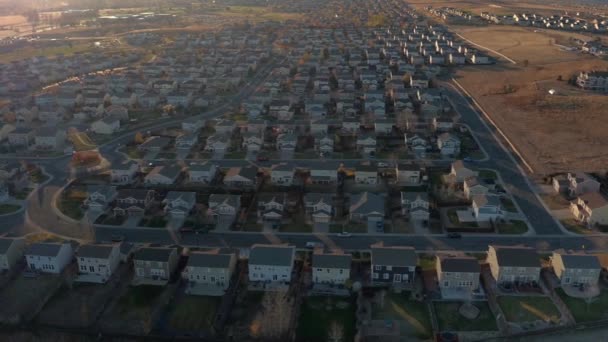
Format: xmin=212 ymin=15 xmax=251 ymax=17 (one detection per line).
xmin=434 ymin=301 xmax=498 ymax=331
xmin=117 ymin=285 xmax=164 ymax=313
xmin=556 ymin=289 xmax=608 ymax=323
xmin=497 ymin=296 xmax=561 ymax=323
xmin=280 ymin=221 xmax=313 ymax=233
xmin=478 ymin=170 xmax=498 ymax=180
xmin=500 ymin=197 xmax=518 ymax=213
xmin=561 ymin=219 xmax=592 ymax=235
xmin=372 ymin=292 xmax=433 ymax=339
xmin=168 ymin=295 xmax=220 ymax=332
xmin=29 ymin=170 xmax=49 ymax=183
xmin=496 ymin=220 xmax=529 ymax=234
xmin=419 ymin=256 xmax=436 ymax=271
xmin=58 ymin=199 xmax=84 ymax=220
xmin=140 ymin=216 xmax=167 ymax=228
xmin=329 ymin=222 xmax=368 ymax=233
xmin=0 ymin=204 xmax=20 ymax=214
xmin=296 ymin=297 xmax=356 ymax=342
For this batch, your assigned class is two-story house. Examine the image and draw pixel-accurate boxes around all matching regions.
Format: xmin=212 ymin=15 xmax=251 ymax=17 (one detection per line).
xmin=401 ymin=191 xmax=430 ymax=221
xmin=436 ymin=255 xmax=481 ymax=299
xmin=449 ymin=160 xmax=478 ymax=183
xmin=84 ymin=185 xmax=118 ymax=213
xmin=183 ymin=251 xmax=237 ymax=295
xmin=310 ymin=165 xmax=338 ymax=185
xmin=566 ymin=172 xmax=600 ymax=197
xmin=133 ymin=247 xmax=179 ymax=285
xmin=76 ymin=244 xmax=121 ymax=283
xmin=208 ymin=194 xmax=241 ymax=226
xmin=25 ymin=242 xmax=73 ymax=274
xmin=271 ymin=163 xmax=296 ymax=186
xmin=162 ymin=191 xmax=196 ymax=218
xmin=472 ymin=194 xmax=502 ymax=222
xmin=396 ymin=163 xmax=422 ymax=185
xmin=551 ymin=251 xmax=601 ymax=287
xmin=487 ymin=245 xmax=541 ymax=285
xmin=349 ymin=192 xmax=385 ymax=229
xmin=312 ymin=251 xmax=352 ymax=285
xmin=304 ymin=193 xmax=333 ymax=224
xmin=144 ymin=164 xmax=182 ymax=186
xmin=248 ymin=244 xmax=295 ymax=284
xmin=187 ymin=161 xmax=218 ymax=184
xmin=113 ymin=189 xmax=156 ymax=217
xmin=371 ymin=246 xmax=418 ymax=287
xmin=437 ymin=133 xmax=461 ymax=156
xmin=257 ymin=193 xmax=286 ymax=228
xmin=570 ymin=192 xmax=608 ymax=226
xmin=110 ymin=161 xmax=139 ymax=185
xmin=355 ymin=164 xmax=378 ymax=185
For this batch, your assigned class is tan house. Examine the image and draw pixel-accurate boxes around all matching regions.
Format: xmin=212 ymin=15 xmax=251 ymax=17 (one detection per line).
xmin=133 ymin=247 xmax=179 ymax=286
xmin=551 ymin=251 xmax=601 ymax=287
xmin=487 ymin=245 xmax=541 ymax=285
xmin=312 ymin=251 xmax=352 ymax=285
xmin=436 ymin=255 xmax=481 ymax=298
xmin=448 ymin=160 xmax=478 ymax=183
xmin=0 ymin=237 xmax=25 ymax=271
xmin=570 ymin=192 xmax=608 ymax=226
xmin=183 ymin=251 xmax=237 ymax=295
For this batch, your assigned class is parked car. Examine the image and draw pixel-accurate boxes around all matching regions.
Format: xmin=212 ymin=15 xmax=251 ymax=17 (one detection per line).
xmin=447 ymin=232 xmax=462 ymax=239
xmin=338 ymin=232 xmax=352 ymax=237
xmin=257 ymin=154 xmax=269 ymax=162
xmin=306 ymin=242 xmax=323 ymax=249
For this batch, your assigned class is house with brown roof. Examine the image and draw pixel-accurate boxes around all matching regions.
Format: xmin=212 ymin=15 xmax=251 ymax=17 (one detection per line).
xmin=570 ymin=192 xmax=608 ymax=226
xmin=448 ymin=160 xmax=478 ymax=183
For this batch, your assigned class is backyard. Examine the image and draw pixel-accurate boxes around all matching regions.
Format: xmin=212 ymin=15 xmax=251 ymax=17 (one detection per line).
xmin=433 ymin=301 xmax=498 ymax=332
xmin=372 ymin=291 xmax=433 ymax=339
xmin=496 ymin=220 xmax=529 ymax=234
xmin=497 ymin=296 xmax=561 ymax=323
xmin=167 ymin=295 xmax=220 ymax=333
xmin=556 ymin=289 xmax=608 ymax=323
xmin=296 ymin=296 xmax=356 ymax=342
xmin=0 ymin=204 xmax=21 ymax=214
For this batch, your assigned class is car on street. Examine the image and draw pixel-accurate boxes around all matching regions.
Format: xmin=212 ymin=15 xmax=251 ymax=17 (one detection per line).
xmin=256 ymin=154 xmax=269 ymax=162
xmin=306 ymin=241 xmax=323 ymax=248
xmin=337 ymin=232 xmax=352 ymax=237
xmin=447 ymin=232 xmax=462 ymax=239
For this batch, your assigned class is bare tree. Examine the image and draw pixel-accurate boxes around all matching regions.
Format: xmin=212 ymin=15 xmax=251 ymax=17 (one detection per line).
xmin=328 ymin=320 xmax=344 ymax=342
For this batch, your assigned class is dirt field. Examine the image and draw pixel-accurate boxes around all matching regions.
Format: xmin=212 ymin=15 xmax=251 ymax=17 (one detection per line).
xmin=406 ymin=0 xmax=594 ymax=16
xmin=453 ymin=26 xmax=608 ymax=174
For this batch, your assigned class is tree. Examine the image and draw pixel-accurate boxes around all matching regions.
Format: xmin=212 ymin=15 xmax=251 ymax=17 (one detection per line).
xmin=328 ymin=321 xmax=344 ymax=342
xmin=134 ymin=132 xmax=145 ymax=144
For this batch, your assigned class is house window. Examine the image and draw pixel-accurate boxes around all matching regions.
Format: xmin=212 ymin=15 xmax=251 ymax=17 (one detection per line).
xmin=386 ymin=266 xmax=392 ymax=271
xmin=394 ymin=274 xmax=402 ymax=282
xmin=383 ymin=273 xmax=389 ymax=280
xmin=374 ymin=265 xmax=382 ymax=271
xmin=373 ymin=272 xmax=379 ymax=279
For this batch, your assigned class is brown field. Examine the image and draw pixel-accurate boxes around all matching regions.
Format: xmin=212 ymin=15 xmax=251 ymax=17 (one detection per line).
xmin=453 ymin=26 xmax=608 ymax=174
xmin=406 ymin=0 xmax=592 ymax=16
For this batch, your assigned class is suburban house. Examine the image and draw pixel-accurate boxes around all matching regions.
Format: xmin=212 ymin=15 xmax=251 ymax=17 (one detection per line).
xmin=371 ymin=246 xmax=418 ymax=287
xmin=84 ymin=185 xmax=118 ymax=212
xmin=183 ymin=251 xmax=237 ymax=295
xmin=0 ymin=237 xmax=25 ymax=271
xmin=8 ymin=127 xmax=35 ymax=147
xmin=248 ymin=244 xmax=295 ymax=284
xmin=144 ymin=164 xmax=182 ymax=186
xmin=133 ymin=247 xmax=179 ymax=285
xmin=110 ymin=161 xmax=140 ymax=185
xmin=436 ymin=255 xmax=481 ymax=298
xmin=437 ymin=133 xmax=461 ymax=156
xmin=397 ymin=163 xmax=422 ymax=185
xmin=181 ymin=116 xmax=205 ymax=132
xmin=175 ymin=132 xmax=199 ymax=150
xmin=304 ymin=193 xmax=334 ymax=224
xmin=76 ymin=244 xmax=121 ymax=283
xmin=187 ymin=161 xmax=218 ymax=184
xmin=310 ymin=165 xmax=338 ymax=185
xmin=214 ymin=119 xmax=236 ymax=135
xmin=401 ymin=191 xmax=430 ymax=221
xmin=349 ymin=192 xmax=385 ymax=228
xmin=449 ymin=160 xmax=478 ymax=183
xmin=257 ymin=193 xmax=286 ymax=227
xmin=113 ymin=189 xmax=156 ymax=217
xmin=472 ymin=194 xmax=502 ymax=222
xmin=25 ymin=242 xmax=74 ymax=274
xmin=277 ymin=133 xmax=297 ymax=151
xmin=566 ymin=172 xmax=600 ymax=196
xmin=487 ymin=245 xmax=541 ymax=285
xmin=551 ymin=251 xmax=601 ymax=287
xmin=570 ymin=192 xmax=608 ymax=226
xmin=271 ymin=163 xmax=296 ymax=186
xmin=356 ymin=133 xmax=377 ymax=156
xmin=223 ymin=166 xmax=258 ymax=189
xmin=355 ymin=163 xmax=378 ymax=185
xmin=312 ymin=251 xmax=352 ymax=285
xmin=91 ymin=116 xmax=121 ymax=135
xmin=204 ymin=134 xmax=230 ymax=154
xmin=162 ymin=191 xmax=196 ymax=218
xmin=208 ymin=194 xmax=241 ymax=226
xmin=463 ymin=176 xmax=490 ymax=199
xmin=35 ymin=126 xmax=66 ymax=151
xmin=243 ymin=131 xmax=264 ymax=152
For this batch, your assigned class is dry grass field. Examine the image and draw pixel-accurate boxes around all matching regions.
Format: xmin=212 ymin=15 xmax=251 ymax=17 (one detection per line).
xmin=453 ymin=25 xmax=608 ymax=173
xmin=406 ymin=0 xmax=592 ymax=16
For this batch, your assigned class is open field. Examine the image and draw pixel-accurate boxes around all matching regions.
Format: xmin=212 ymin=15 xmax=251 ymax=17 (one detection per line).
xmin=207 ymin=6 xmax=304 ymax=22
xmin=497 ymin=296 xmax=561 ymax=323
xmin=453 ymin=25 xmax=608 ymax=174
xmin=406 ymin=0 xmax=601 ymax=17
xmin=0 ymin=43 xmax=94 ymax=64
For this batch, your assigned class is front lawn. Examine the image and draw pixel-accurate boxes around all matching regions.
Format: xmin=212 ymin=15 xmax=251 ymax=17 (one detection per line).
xmin=478 ymin=170 xmax=498 ymax=180
xmin=58 ymin=198 xmax=84 ymax=220
xmin=140 ymin=216 xmax=168 ymax=228
xmin=296 ymin=297 xmax=356 ymax=342
xmin=0 ymin=204 xmax=20 ymax=214
xmin=497 ymin=296 xmax=561 ymax=323
xmin=280 ymin=221 xmax=313 ymax=233
xmin=496 ymin=220 xmax=528 ymax=234
xmin=556 ymin=288 xmax=608 ymax=323
xmin=561 ymin=219 xmax=592 ymax=235
xmin=329 ymin=223 xmax=368 ymax=233
xmin=167 ymin=295 xmax=220 ymax=332
xmin=372 ymin=291 xmax=433 ymax=339
xmin=434 ymin=301 xmax=497 ymax=332
xmin=500 ymin=197 xmax=518 ymax=213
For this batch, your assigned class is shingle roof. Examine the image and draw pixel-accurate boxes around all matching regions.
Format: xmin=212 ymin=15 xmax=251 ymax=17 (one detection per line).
xmin=188 ymin=252 xmax=234 ymax=268
xmin=77 ymin=244 xmax=116 ymax=259
xmin=0 ymin=238 xmax=19 ymax=254
xmin=440 ymin=256 xmax=480 ymax=273
xmin=134 ymin=247 xmax=176 ymax=262
xmin=249 ymin=244 xmax=294 ymax=267
xmin=491 ymin=246 xmax=540 ymax=268
xmin=558 ymin=253 xmax=601 ymax=270
xmin=27 ymin=243 xmax=66 ymax=257
xmin=313 ymin=253 xmax=352 ymax=269
xmin=372 ymin=246 xmax=417 ymax=267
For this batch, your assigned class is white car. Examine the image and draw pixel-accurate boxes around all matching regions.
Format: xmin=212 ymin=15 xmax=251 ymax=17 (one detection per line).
xmin=306 ymin=242 xmax=322 ymax=249
xmin=337 ymin=232 xmax=352 ymax=237
xmin=377 ymin=162 xmax=389 ymax=167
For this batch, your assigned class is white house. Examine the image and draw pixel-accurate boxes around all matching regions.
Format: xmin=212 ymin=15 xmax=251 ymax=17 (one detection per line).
xmin=248 ymin=244 xmax=295 ymax=284
xmin=312 ymin=251 xmax=352 ymax=285
xmin=76 ymin=244 xmax=121 ymax=283
xmin=472 ymin=194 xmax=502 ymax=222
xmin=304 ymin=193 xmax=333 ymax=224
xmin=183 ymin=251 xmax=237 ymax=295
xmin=187 ymin=161 xmax=218 ymax=184
xmin=271 ymin=163 xmax=296 ymax=186
xmin=25 ymin=242 xmax=73 ymax=274
xmin=0 ymin=237 xmax=26 ymax=271
xmin=91 ymin=117 xmax=120 ymax=135
xmin=163 ymin=191 xmax=196 ymax=218
xmin=110 ymin=161 xmax=139 ymax=185
xmin=437 ymin=133 xmax=461 ymax=156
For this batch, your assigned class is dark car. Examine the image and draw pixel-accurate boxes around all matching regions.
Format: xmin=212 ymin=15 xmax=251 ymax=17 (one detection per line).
xmin=256 ymin=155 xmax=269 ymax=162
xmin=447 ymin=232 xmax=462 ymax=239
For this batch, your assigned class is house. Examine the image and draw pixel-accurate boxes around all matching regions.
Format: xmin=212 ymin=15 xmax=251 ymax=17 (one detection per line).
xmin=436 ymin=255 xmax=481 ymax=297
xmin=133 ymin=247 xmax=179 ymax=285
xmin=310 ymin=165 xmax=338 ymax=185
xmin=349 ymin=192 xmax=385 ymax=227
xmin=163 ymin=191 xmax=196 ymax=218
xmin=187 ymin=161 xmax=218 ymax=184
xmin=183 ymin=251 xmax=237 ymax=295
xmin=0 ymin=162 xmax=28 ymax=195
xmin=432 ymin=117 xmax=454 ymax=131
xmin=271 ymin=163 xmax=296 ymax=186
xmin=356 ymin=133 xmax=377 ymax=156
xmin=487 ymin=245 xmax=541 ymax=285
xmin=304 ymin=193 xmax=333 ymax=224
xmin=464 ymin=176 xmax=489 ymax=199
xmin=401 ymin=192 xmax=430 ymax=221
xmin=277 ymin=133 xmax=297 ymax=151
xmin=371 ymin=246 xmax=418 ymax=286
xmin=223 ymin=166 xmax=258 ymax=189
xmin=175 ymin=132 xmax=199 ymax=149
xmin=437 ymin=133 xmax=461 ymax=156
xmin=208 ymin=194 xmax=241 ymax=226
xmin=0 ymin=237 xmax=26 ymax=271
xmin=257 ymin=193 xmax=286 ymax=227
xmin=35 ymin=127 xmax=65 ymax=151
xmin=472 ymin=194 xmax=502 ymax=222
xmin=182 ymin=116 xmax=205 ymax=132
xmin=242 ymin=131 xmax=264 ymax=153
xmin=8 ymin=127 xmax=35 ymax=147
xmin=314 ymin=132 xmax=334 ymax=154
xmin=576 ymin=71 xmax=608 ymax=92
xmin=355 ymin=163 xmax=378 ymax=185
xmin=551 ymin=251 xmax=601 ymax=287
xmin=449 ymin=160 xmax=478 ymax=183
xmin=84 ymin=185 xmax=117 ymax=212
xmin=396 ymin=163 xmax=422 ymax=185
xmin=204 ymin=134 xmax=230 ymax=153
xmin=312 ymin=251 xmax=352 ymax=285
xmin=110 ymin=161 xmax=139 ymax=185
xmin=144 ymin=164 xmax=182 ymax=185
xmin=570 ymin=192 xmax=608 ymax=226
xmin=214 ymin=119 xmax=236 ymax=135
xmin=113 ymin=189 xmax=156 ymax=216
xmin=248 ymin=244 xmax=295 ymax=284
xmin=76 ymin=244 xmax=121 ymax=283
xmin=25 ymin=242 xmax=73 ymax=274
xmin=91 ymin=116 xmax=120 ymax=135
xmin=566 ymin=172 xmax=600 ymax=196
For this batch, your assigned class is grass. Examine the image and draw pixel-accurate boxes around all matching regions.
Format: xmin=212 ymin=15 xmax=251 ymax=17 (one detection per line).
xmin=14 ymin=189 xmax=32 ymax=200
xmin=140 ymin=216 xmax=167 ymax=228
xmin=434 ymin=301 xmax=498 ymax=331
xmin=296 ymin=297 xmax=356 ymax=342
xmin=556 ymin=288 xmax=608 ymax=323
xmin=561 ymin=219 xmax=592 ymax=235
xmin=224 ymin=151 xmax=247 ymax=159
xmin=95 ymin=214 xmax=127 ymax=226
xmin=57 ymin=198 xmax=84 ymax=220
xmin=168 ymin=295 xmax=220 ymax=332
xmin=280 ymin=221 xmax=313 ymax=233
xmin=117 ymin=285 xmax=164 ymax=313
xmin=497 ymin=296 xmax=561 ymax=323
xmin=124 ymin=146 xmax=143 ymax=159
xmin=0 ymin=204 xmax=20 ymax=214
xmin=0 ymin=42 xmax=93 ymax=63
xmin=500 ymin=197 xmax=518 ymax=213
xmin=419 ymin=256 xmax=436 ymax=271
xmin=372 ymin=291 xmax=433 ymax=339
xmin=330 ymin=223 xmax=368 ymax=233
xmin=478 ymin=170 xmax=498 ymax=180
xmin=496 ymin=220 xmax=529 ymax=234
xmin=29 ymin=170 xmax=49 ymax=183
